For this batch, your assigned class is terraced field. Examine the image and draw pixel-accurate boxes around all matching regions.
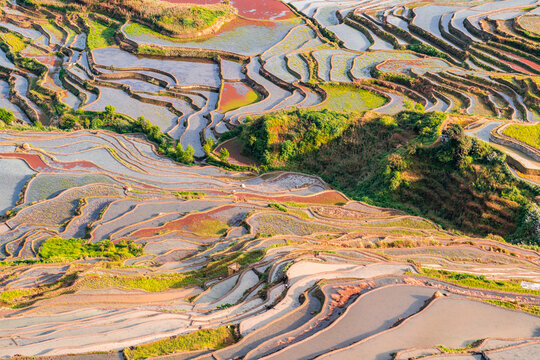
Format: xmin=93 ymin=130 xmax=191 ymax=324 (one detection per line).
xmin=0 ymin=129 xmax=538 ymax=358
xmin=0 ymin=0 xmax=540 ymax=359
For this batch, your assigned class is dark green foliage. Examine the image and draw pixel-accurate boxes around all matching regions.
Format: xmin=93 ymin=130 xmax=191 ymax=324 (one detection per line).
xmin=59 ymin=114 xmax=80 ymax=129
xmin=511 ymin=204 xmax=540 ymax=245
xmin=176 ymin=143 xmax=195 ymax=164
xmin=239 ymin=109 xmax=539 ymax=240
xmin=240 ymin=108 xmax=351 ymax=166
xmin=407 ymin=42 xmax=453 ymax=62
xmin=38 ymin=238 xmax=143 ymax=262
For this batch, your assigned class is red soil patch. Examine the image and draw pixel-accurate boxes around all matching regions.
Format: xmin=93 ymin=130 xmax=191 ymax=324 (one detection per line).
xmin=129 ymin=205 xmax=234 ymax=239
xmin=214 ymin=137 xmax=256 ymax=167
xmin=235 ymin=191 xmax=348 ymax=205
xmin=0 ymin=153 xmax=49 ymax=171
xmin=163 ymin=0 xmax=295 ymax=20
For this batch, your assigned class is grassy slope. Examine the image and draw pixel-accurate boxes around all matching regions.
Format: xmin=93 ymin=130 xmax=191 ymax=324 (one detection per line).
xmin=87 ymin=18 xmax=118 ymax=49
xmin=124 ymin=326 xmax=236 ymax=360
xmin=238 ymin=109 xmax=539 ymax=240
xmin=502 ymin=123 xmax=540 ymax=150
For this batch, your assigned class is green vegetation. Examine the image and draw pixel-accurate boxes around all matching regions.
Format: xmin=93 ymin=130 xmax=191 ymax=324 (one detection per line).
xmin=240 ymin=108 xmax=352 ymax=167
xmin=0 ymin=273 xmax=78 ymax=308
xmin=502 ymin=123 xmax=540 ymax=150
xmin=407 ymin=42 xmax=453 ymax=62
xmin=0 ymin=39 xmax=47 ymax=75
xmin=317 ymin=84 xmax=387 ymax=112
xmin=38 ymin=238 xmax=143 ymax=262
xmin=419 ymin=268 xmax=540 ymax=295
xmin=58 ymin=109 xmax=194 ymax=164
xmin=0 ymin=108 xmax=16 ymax=125
xmin=484 ymin=299 xmax=540 ymax=316
xmin=79 ymin=249 xmax=265 ymax=292
xmin=124 ymin=22 xmax=163 ymax=38
xmin=175 ymin=143 xmax=195 ymax=164
xmin=87 ymin=18 xmax=118 ymax=49
xmin=218 ymin=148 xmax=230 ymax=163
xmin=123 ymin=326 xmax=236 ymax=360
xmin=0 ymin=288 xmax=36 ymax=304
xmin=268 ymin=203 xmax=288 ymax=212
xmin=78 ymin=273 xmax=201 ymax=292
xmin=512 ymin=203 xmax=540 ymax=245
xmin=175 ymin=191 xmax=206 ymax=200
xmin=437 ymin=340 xmax=482 ymax=354
xmin=237 ymin=109 xmax=540 ymax=240
xmin=0 ymin=33 xmax=26 ymax=52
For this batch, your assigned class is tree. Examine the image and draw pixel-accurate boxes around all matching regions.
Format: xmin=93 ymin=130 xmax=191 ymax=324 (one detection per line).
xmin=185 ymin=145 xmax=195 ymax=163
xmin=219 ymin=148 xmax=230 ymax=163
xmin=59 ymin=114 xmax=79 ymax=129
xmin=403 ymin=99 xmax=414 ymax=110
xmin=203 ymin=138 xmax=214 ymax=156
xmin=103 ymin=105 xmax=116 ymax=123
xmin=176 ymin=143 xmax=195 ymax=164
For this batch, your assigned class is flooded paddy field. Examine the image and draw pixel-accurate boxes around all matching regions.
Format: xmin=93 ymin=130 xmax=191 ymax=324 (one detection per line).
xmin=0 ymin=0 xmax=539 ymax=358
xmin=0 ymin=0 xmax=535 ymax=153
xmin=0 ymin=128 xmax=538 ymax=357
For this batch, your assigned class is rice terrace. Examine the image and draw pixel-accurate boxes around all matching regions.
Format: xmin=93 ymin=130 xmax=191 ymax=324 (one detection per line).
xmin=1 ymin=0 xmax=540 ymax=358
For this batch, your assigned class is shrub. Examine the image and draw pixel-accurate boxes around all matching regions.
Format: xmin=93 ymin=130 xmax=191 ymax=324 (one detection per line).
xmin=0 ymin=108 xmax=16 ymax=125
xmin=176 ymin=143 xmax=195 ymax=164
xmin=218 ymin=147 xmax=230 ymax=163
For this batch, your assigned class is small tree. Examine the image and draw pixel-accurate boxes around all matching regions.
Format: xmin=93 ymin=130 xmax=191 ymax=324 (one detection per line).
xmin=219 ymin=148 xmax=230 ymax=163
xmin=137 ymin=116 xmax=147 ymax=131
xmin=59 ymin=114 xmax=79 ymax=129
xmin=203 ymin=138 xmax=214 ymax=156
xmin=103 ymin=105 xmax=116 ymax=123
xmin=176 ymin=143 xmax=195 ymax=164
xmin=414 ymin=102 xmax=425 ymax=113
xmin=403 ymin=99 xmax=414 ymax=110
xmin=185 ymin=145 xmax=195 ymax=163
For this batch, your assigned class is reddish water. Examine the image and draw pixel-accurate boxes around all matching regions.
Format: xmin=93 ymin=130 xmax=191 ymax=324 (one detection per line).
xmin=219 ymin=81 xmax=258 ymax=112
xmin=163 ymin=0 xmax=294 ymax=20
xmin=498 ymin=50 xmax=540 ymax=72
xmin=0 ymin=152 xmax=105 ymax=172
